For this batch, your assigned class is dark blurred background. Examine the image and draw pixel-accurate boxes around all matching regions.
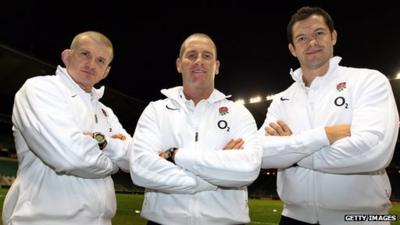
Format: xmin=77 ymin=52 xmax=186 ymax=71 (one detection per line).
xmin=0 ymin=0 xmax=399 ymax=199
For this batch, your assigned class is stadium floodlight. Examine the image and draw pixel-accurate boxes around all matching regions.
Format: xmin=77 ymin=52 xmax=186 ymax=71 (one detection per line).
xmin=249 ymin=96 xmax=262 ymax=104
xmin=266 ymin=94 xmax=275 ymax=101
xmin=235 ymin=99 xmax=245 ymax=105
xmin=395 ymin=72 xmax=400 ymax=80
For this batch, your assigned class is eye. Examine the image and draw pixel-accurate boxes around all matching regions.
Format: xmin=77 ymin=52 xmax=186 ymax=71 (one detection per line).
xmin=186 ymin=52 xmax=197 ymax=60
xmin=97 ymin=58 xmax=106 ymax=65
xmin=315 ymin=31 xmax=325 ymax=37
xmin=80 ymin=51 xmax=89 ymax=57
xmin=295 ymin=36 xmax=307 ymax=44
xmin=203 ymin=53 xmax=212 ymax=59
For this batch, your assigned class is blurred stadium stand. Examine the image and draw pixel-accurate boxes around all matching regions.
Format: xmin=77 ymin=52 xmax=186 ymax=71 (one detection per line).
xmin=0 ymin=42 xmax=399 ymax=200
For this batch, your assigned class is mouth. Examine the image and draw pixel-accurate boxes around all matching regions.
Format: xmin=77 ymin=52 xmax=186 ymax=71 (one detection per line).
xmin=81 ymin=69 xmax=95 ymax=76
xmin=192 ymin=69 xmax=207 ymax=74
xmin=306 ymin=48 xmax=322 ymax=55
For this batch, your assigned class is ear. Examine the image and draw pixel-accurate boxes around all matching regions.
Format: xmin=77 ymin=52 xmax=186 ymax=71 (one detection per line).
xmin=331 ymin=30 xmax=337 ymax=46
xmin=288 ymin=43 xmax=296 ymax=57
xmin=176 ymin=58 xmax=182 ymax=73
xmin=215 ymin=60 xmax=220 ymax=75
xmin=103 ymin=66 xmax=111 ymax=78
xmin=61 ymin=49 xmax=72 ymax=66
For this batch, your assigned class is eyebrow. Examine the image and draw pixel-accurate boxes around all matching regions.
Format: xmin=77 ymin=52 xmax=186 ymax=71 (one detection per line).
xmin=294 ymin=27 xmax=328 ymax=38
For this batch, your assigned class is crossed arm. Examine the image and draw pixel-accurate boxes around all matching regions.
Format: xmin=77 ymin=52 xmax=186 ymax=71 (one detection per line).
xmin=262 ymin=74 xmax=398 ymax=173
xmin=265 ymin=120 xmax=350 ymax=145
xmin=131 ymin=102 xmax=261 ymax=193
xmin=159 ymin=138 xmax=245 ymax=160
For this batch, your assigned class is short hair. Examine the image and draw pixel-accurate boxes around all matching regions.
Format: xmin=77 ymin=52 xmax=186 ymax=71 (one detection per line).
xmin=179 ymin=33 xmax=217 ymax=59
xmin=287 ymin=6 xmax=335 ymax=44
xmin=70 ymin=31 xmax=114 ymax=62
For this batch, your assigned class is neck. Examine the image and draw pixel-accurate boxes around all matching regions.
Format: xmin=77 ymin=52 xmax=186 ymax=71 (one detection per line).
xmin=301 ymin=62 xmax=330 ymax=87
xmin=182 ymin=86 xmax=214 ymax=105
xmin=69 ymin=76 xmax=93 ymax=93
xmin=80 ymin=85 xmax=92 ymax=93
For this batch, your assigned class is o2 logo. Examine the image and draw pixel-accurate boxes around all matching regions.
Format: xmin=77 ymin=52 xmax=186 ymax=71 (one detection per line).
xmin=217 ymin=120 xmax=230 ymax=132
xmin=334 ymin=96 xmax=348 ymax=109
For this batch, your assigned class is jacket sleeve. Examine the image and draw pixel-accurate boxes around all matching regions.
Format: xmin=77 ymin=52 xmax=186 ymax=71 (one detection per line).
xmin=129 ymin=102 xmax=217 ymax=194
xmin=298 ymin=73 xmax=399 ymax=173
xmin=101 ymin=106 xmax=132 ymax=172
xmin=12 ymin=78 xmax=118 ymax=178
xmin=259 ymin=95 xmax=329 ymax=169
xmin=174 ymin=104 xmax=262 ymax=188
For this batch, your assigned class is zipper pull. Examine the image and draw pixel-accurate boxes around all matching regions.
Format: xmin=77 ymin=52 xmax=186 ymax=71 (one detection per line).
xmin=195 ymin=132 xmax=198 ymax=142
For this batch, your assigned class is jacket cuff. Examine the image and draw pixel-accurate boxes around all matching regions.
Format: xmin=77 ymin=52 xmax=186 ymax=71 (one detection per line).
xmin=302 ymin=127 xmax=330 ymax=151
xmin=174 ymin=147 xmax=197 ymax=171
xmin=102 ymin=139 xmax=129 ymax=172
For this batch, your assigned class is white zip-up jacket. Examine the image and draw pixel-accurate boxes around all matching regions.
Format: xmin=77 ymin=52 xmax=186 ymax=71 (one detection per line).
xmin=260 ymin=57 xmax=399 ymax=225
xmin=130 ymin=87 xmax=262 ymax=225
xmin=2 ymin=66 xmax=131 ymax=225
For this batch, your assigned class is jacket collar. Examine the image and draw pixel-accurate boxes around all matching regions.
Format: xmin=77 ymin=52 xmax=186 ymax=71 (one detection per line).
xmin=56 ymin=66 xmax=105 ymax=100
xmin=160 ymin=86 xmax=230 ymax=105
xmin=290 ymin=56 xmax=342 ymax=87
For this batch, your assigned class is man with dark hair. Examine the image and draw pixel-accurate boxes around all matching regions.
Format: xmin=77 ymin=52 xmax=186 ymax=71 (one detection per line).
xmin=260 ymin=6 xmax=399 ymax=225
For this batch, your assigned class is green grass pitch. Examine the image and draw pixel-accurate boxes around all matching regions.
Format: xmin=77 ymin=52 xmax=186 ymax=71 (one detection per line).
xmin=1 ymin=189 xmax=399 ymax=225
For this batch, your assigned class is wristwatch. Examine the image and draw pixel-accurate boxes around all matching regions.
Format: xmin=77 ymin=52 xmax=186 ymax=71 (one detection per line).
xmin=93 ymin=132 xmax=107 ymax=150
xmin=164 ymin=147 xmax=178 ymax=164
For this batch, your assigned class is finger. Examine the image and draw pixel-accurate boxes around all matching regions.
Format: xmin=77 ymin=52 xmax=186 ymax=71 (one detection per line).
xmin=112 ymin=133 xmax=127 ymax=140
xmin=83 ymin=131 xmax=92 ymax=136
xmin=231 ymin=138 xmax=244 ymax=149
xmin=265 ymin=126 xmax=278 ymax=136
xmin=223 ymin=139 xmax=235 ymax=150
xmin=270 ymin=122 xmax=284 ymax=135
xmin=264 ymin=127 xmax=270 ymax=136
xmin=226 ymin=139 xmax=241 ymax=150
xmin=346 ymin=125 xmax=351 ymax=136
xmin=233 ymin=139 xmax=245 ymax=149
xmin=268 ymin=122 xmax=280 ymax=132
xmin=277 ymin=120 xmax=292 ymax=135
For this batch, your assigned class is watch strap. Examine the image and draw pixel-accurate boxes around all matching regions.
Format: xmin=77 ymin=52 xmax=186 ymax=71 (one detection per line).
xmin=165 ymin=147 xmax=178 ymax=164
xmin=98 ymin=139 xmax=108 ymax=150
xmin=93 ymin=132 xmax=107 ymax=150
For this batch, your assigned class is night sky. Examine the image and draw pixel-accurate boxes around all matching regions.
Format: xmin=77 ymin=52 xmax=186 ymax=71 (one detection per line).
xmin=2 ymin=0 xmax=399 ymax=103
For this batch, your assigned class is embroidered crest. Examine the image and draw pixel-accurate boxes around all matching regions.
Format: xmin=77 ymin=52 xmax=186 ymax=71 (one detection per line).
xmin=219 ymin=106 xmax=229 ymax=116
xmin=336 ymin=82 xmax=346 ymax=92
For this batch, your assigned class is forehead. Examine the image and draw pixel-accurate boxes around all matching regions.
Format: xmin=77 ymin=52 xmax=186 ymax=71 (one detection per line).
xmin=292 ymin=14 xmax=327 ymax=34
xmin=75 ymin=36 xmax=113 ymax=59
xmin=183 ymin=37 xmax=216 ymax=54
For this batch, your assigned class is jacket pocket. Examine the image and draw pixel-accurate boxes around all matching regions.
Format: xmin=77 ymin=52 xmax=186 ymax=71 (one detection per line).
xmin=277 ymin=167 xmax=311 ymax=205
xmin=318 ymin=172 xmax=391 ymax=210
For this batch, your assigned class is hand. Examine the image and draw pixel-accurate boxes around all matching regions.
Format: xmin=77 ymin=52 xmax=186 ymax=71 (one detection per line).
xmin=223 ymin=138 xmax=244 ymax=150
xmin=83 ymin=131 xmax=93 ymax=137
xmin=325 ymin=124 xmax=351 ymax=144
xmin=111 ymin=133 xmax=126 ymax=140
xmin=159 ymin=151 xmax=167 ymax=158
xmin=159 ymin=148 xmax=178 ymax=161
xmin=83 ymin=132 xmax=126 ymax=140
xmin=264 ymin=120 xmax=292 ymax=136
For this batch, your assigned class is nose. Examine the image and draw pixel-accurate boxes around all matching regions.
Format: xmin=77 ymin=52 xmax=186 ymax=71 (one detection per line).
xmin=308 ymin=34 xmax=319 ymax=47
xmin=85 ymin=57 xmax=96 ymax=70
xmin=194 ymin=54 xmax=204 ymax=65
